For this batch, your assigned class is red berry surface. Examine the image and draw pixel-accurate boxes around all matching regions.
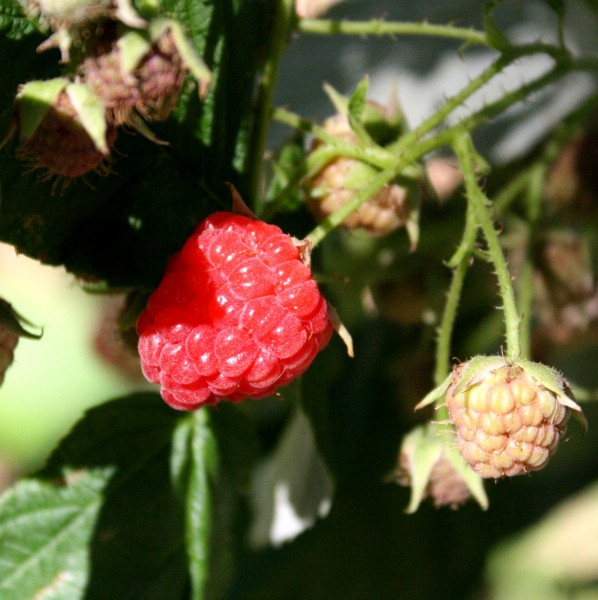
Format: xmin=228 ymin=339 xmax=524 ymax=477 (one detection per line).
xmin=136 ymin=212 xmax=333 ymax=410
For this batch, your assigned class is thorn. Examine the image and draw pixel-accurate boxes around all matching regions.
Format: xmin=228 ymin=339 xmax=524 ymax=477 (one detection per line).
xmin=225 ymin=182 xmax=257 ymax=219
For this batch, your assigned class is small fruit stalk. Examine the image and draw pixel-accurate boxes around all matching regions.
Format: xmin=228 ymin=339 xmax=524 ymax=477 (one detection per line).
xmin=305 ymin=83 xmax=420 ymax=244
xmin=418 ymin=356 xmax=586 ymax=479
xmin=82 ymin=19 xmax=211 ymax=127
xmin=136 ymin=211 xmax=333 ymax=410
xmin=14 ymin=78 xmax=116 ymax=178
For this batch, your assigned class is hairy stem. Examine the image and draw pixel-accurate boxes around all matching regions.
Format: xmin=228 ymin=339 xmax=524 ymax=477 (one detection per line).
xmin=435 ymin=205 xmax=478 ymax=387
xmin=389 ymin=54 xmax=514 ymax=156
xmin=453 ymin=132 xmax=521 ymax=360
xmin=307 ymin=165 xmax=399 ymax=247
xmin=296 ymin=48 xmax=575 ymax=249
xmin=298 ymin=18 xmax=490 ymax=47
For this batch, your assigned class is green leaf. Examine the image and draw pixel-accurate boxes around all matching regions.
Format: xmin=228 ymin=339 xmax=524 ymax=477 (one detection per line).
xmin=172 ymin=411 xmax=218 ymax=600
xmin=0 ymin=393 xmax=189 ymax=599
xmin=155 ymin=0 xmax=266 ymax=195
xmin=0 ymin=468 xmax=114 ymax=599
xmin=0 ymin=0 xmax=40 ymax=40
xmin=171 ymin=403 xmax=256 ymax=600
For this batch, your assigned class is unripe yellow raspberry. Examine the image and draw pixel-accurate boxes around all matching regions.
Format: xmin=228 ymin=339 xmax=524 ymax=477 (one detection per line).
xmin=445 ymin=356 xmax=585 ymax=479
xmin=306 ymin=112 xmax=411 ymax=237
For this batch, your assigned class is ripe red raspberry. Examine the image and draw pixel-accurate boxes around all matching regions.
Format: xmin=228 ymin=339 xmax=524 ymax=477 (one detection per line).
xmin=136 ymin=212 xmax=333 ymax=410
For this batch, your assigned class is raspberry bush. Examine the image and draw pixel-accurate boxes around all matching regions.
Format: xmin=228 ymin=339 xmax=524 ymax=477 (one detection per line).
xmin=1 ymin=1 xmax=598 ymax=599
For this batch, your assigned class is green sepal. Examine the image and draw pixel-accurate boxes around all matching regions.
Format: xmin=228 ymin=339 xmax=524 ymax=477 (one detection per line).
xmin=322 ymin=81 xmax=349 ymax=116
xmin=65 ymin=82 xmax=109 ymax=154
xmin=414 ymin=373 xmax=452 ymax=411
xmin=114 ymin=0 xmax=146 ymax=28
xmin=116 ymin=19 xmax=212 ymax=95
xmin=323 ymin=79 xmax=405 ymax=147
xmin=361 ymin=87 xmax=405 ymax=146
xmin=151 ymin=19 xmax=212 ymax=93
xmin=117 ymin=29 xmax=153 ymax=75
xmin=399 ymin=425 xmax=444 ymax=513
xmin=451 ymin=355 xmax=504 ymax=396
xmin=517 ymin=358 xmax=586 ymax=429
xmin=129 ymin=111 xmax=169 ymax=144
xmin=397 ymin=424 xmax=488 ymax=513
xmin=446 ymin=355 xmax=587 ymax=430
xmin=443 ymin=445 xmax=489 ymax=510
xmin=346 ymin=77 xmax=375 ymax=147
xmin=16 ymin=78 xmax=68 ymax=139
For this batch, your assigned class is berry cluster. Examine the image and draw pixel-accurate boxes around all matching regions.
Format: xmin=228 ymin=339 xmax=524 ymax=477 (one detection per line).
xmin=137 ymin=212 xmax=333 ymax=410
xmin=13 ymin=0 xmax=209 ymax=180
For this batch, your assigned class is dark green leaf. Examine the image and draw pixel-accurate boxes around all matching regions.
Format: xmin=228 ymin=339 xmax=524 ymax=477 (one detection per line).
xmin=0 ymin=134 xmax=214 ymax=287
xmin=0 ymin=0 xmax=40 ymax=40
xmin=0 ymin=393 xmax=189 ymax=599
xmin=173 ymin=411 xmax=218 ymax=600
xmin=154 ymin=0 xmax=267 ymax=197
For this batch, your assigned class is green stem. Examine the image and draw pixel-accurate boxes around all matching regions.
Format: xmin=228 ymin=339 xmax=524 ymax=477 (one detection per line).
xmin=185 ymin=409 xmax=217 ymax=600
xmin=273 ymin=107 xmax=397 ymax=169
xmin=453 ymin=132 xmax=521 ymax=360
xmin=435 ymin=205 xmax=478 ymax=387
xmin=389 ymin=54 xmax=513 ymax=156
xmin=245 ymin=0 xmax=296 ymax=208
xmin=299 ymin=50 xmax=572 ymax=249
xmin=298 ymin=18 xmax=490 ymax=47
xmin=301 ymin=60 xmax=557 ymax=248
